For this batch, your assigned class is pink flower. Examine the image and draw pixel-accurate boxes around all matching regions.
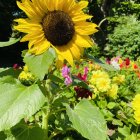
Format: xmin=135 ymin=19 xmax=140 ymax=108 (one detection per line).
xmin=62 ymin=65 xmax=72 ymax=86
xmin=64 ymin=75 xmax=72 ymax=86
xmin=62 ymin=65 xmax=70 ymax=78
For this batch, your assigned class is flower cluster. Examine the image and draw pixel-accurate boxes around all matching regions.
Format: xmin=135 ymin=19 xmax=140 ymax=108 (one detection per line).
xmin=89 ymin=70 xmax=119 ymax=99
xmin=18 ymin=66 xmax=36 ymax=86
xmin=132 ymin=94 xmax=140 ymax=124
xmin=107 ymin=57 xmax=140 ymax=80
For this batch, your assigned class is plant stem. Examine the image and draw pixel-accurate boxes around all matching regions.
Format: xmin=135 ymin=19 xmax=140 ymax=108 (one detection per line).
xmin=42 ymin=107 xmax=50 ymax=140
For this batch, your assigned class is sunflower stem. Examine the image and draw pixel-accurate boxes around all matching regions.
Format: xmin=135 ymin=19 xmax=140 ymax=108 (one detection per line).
xmin=42 ymin=106 xmax=50 ymax=140
xmin=42 ymin=79 xmax=52 ymax=140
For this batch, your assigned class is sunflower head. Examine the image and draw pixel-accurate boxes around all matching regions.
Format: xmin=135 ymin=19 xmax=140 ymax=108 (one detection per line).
xmin=42 ymin=10 xmax=75 ymax=46
xmin=15 ymin=0 xmax=98 ymax=66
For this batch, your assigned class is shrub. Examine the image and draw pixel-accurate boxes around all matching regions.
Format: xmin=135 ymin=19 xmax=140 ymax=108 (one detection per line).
xmin=105 ymin=16 xmax=140 ymax=60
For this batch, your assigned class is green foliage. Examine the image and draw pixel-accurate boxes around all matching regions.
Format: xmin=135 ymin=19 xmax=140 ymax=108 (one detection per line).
xmin=0 ymin=37 xmax=20 ymax=47
xmin=111 ymin=1 xmax=140 ymax=18
xmin=24 ymin=48 xmax=56 ymax=80
xmin=87 ymin=54 xmax=117 ymax=71
xmin=0 ymin=76 xmax=45 ymax=131
xmin=66 ymin=99 xmax=107 ymax=140
xmin=105 ymin=16 xmax=140 ymax=60
xmin=12 ymin=126 xmax=44 ymax=140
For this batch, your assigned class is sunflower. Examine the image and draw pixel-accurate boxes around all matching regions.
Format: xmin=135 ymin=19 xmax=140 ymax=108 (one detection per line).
xmin=15 ymin=0 xmax=98 ymax=66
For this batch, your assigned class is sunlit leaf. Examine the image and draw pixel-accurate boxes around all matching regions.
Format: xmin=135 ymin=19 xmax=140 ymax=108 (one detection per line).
xmin=66 ymin=99 xmax=107 ymax=140
xmin=24 ymin=48 xmax=56 ymax=80
xmin=0 ymin=78 xmax=45 ymax=131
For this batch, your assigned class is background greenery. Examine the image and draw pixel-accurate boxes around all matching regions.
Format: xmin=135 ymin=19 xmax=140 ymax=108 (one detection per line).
xmin=0 ymin=0 xmax=140 ymax=63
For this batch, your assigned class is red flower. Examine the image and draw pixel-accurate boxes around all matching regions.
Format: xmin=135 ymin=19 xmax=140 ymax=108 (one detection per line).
xmin=77 ymin=67 xmax=89 ymax=82
xmin=125 ymin=58 xmax=130 ymax=66
xmin=133 ymin=64 xmax=138 ymax=69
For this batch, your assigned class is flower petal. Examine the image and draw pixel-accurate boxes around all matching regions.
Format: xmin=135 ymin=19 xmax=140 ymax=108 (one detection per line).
xmin=55 ymin=45 xmax=74 ymax=66
xmin=70 ymin=43 xmax=81 ymax=60
xmin=73 ymin=34 xmax=93 ymax=48
xmin=75 ymin=22 xmax=98 ymax=35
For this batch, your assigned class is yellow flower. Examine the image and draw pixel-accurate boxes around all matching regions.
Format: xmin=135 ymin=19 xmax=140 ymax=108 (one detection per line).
xmin=132 ymin=94 xmax=140 ymax=124
xmin=19 ymin=71 xmax=32 ymax=80
xmin=118 ymin=58 xmax=123 ymax=64
xmin=89 ymin=85 xmax=99 ymax=95
xmin=132 ymin=94 xmax=140 ymax=111
xmin=23 ymin=65 xmax=28 ymax=72
xmin=107 ymin=84 xmax=118 ymax=99
xmin=90 ymin=70 xmax=109 ymax=84
xmin=113 ymin=75 xmax=125 ymax=84
xmin=15 ymin=0 xmax=98 ymax=66
xmin=19 ymin=71 xmax=36 ymax=86
xmin=133 ymin=111 xmax=140 ymax=124
xmin=95 ymin=78 xmax=111 ymax=92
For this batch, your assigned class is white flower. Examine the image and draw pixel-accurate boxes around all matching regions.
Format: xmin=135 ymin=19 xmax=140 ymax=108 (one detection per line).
xmin=110 ymin=60 xmax=120 ymax=70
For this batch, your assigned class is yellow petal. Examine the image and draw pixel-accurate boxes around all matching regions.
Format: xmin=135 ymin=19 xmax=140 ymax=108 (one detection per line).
xmin=45 ymin=0 xmax=55 ymax=11
xmin=55 ymin=46 xmax=74 ymax=66
xmin=14 ymin=19 xmax=42 ymax=33
xmin=56 ymin=55 xmax=64 ymax=68
xmin=72 ymin=14 xmax=92 ymax=22
xmin=75 ymin=22 xmax=98 ymax=35
xmin=62 ymin=0 xmax=76 ymax=13
xmin=69 ymin=1 xmax=88 ymax=13
xmin=17 ymin=1 xmax=43 ymax=21
xmin=20 ymin=31 xmax=44 ymax=42
xmin=28 ymin=46 xmax=38 ymax=54
xmin=32 ymin=0 xmax=48 ymax=13
xmin=70 ymin=43 xmax=81 ymax=60
xmin=35 ymin=40 xmax=50 ymax=55
xmin=73 ymin=34 xmax=93 ymax=48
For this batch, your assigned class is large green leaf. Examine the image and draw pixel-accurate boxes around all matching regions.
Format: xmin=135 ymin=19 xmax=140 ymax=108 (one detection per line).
xmin=0 ymin=80 xmax=45 ymax=131
xmin=66 ymin=99 xmax=107 ymax=140
xmin=0 ymin=37 xmax=20 ymax=47
xmin=24 ymin=48 xmax=56 ymax=80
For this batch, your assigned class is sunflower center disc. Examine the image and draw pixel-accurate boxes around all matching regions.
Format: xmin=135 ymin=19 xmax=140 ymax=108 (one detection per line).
xmin=42 ymin=10 xmax=75 ymax=46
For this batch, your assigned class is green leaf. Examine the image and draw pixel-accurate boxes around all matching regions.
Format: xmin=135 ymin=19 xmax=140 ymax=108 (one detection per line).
xmin=24 ymin=48 xmax=56 ymax=80
xmin=112 ymin=119 xmax=123 ymax=126
xmin=0 ymin=80 xmax=45 ymax=131
xmin=66 ymin=99 xmax=107 ymax=140
xmin=0 ymin=37 xmax=20 ymax=47
xmin=0 ymin=131 xmax=6 ymax=140
xmin=125 ymin=133 xmax=137 ymax=140
xmin=0 ymin=68 xmax=21 ymax=78
xmin=48 ymin=74 xmax=63 ymax=83
xmin=72 ymin=76 xmax=89 ymax=89
xmin=13 ymin=125 xmax=44 ymax=140
xmin=87 ymin=54 xmax=117 ymax=71
xmin=107 ymin=102 xmax=116 ymax=109
xmin=118 ymin=126 xmax=130 ymax=137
